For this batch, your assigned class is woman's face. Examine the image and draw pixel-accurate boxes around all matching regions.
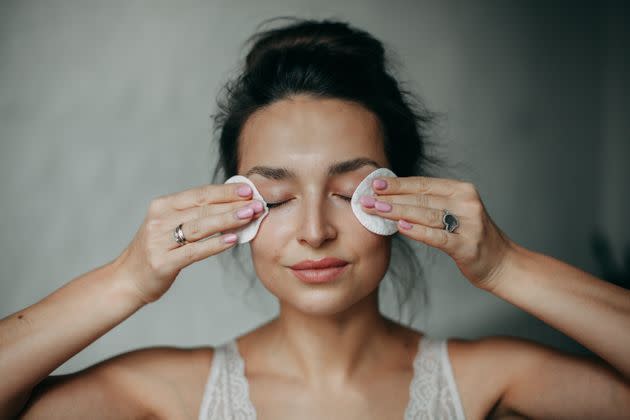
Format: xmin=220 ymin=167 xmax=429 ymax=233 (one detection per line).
xmin=238 ymin=94 xmax=392 ymax=316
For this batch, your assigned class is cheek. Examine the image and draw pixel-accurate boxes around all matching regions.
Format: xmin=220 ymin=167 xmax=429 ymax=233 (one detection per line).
xmin=345 ymin=211 xmax=390 ymax=255
xmin=253 ymin=202 xmax=356 ymax=240
xmin=249 ymin=207 xmax=392 ymax=305
xmin=250 ymin=212 xmax=294 ymax=248
xmin=248 ymin=213 xmax=291 ymax=267
xmin=353 ymin=231 xmax=391 ymax=276
xmin=250 ymin=200 xmax=389 ymax=239
xmin=250 ymin=207 xmax=389 ymax=264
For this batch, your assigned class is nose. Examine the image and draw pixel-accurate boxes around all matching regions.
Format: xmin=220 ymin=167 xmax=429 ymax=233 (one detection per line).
xmin=296 ymin=196 xmax=338 ymax=248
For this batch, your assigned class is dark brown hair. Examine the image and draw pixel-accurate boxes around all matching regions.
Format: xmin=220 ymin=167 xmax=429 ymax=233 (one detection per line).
xmin=209 ymin=17 xmax=445 ymax=327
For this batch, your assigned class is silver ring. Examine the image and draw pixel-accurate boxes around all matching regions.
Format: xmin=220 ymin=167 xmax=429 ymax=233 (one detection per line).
xmin=442 ymin=209 xmax=459 ymax=233
xmin=173 ymin=223 xmax=187 ymax=246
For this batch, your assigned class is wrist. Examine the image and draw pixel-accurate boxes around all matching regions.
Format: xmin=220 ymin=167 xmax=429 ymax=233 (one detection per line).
xmin=477 ymin=239 xmax=523 ymax=294
xmin=106 ymin=255 xmax=150 ymax=310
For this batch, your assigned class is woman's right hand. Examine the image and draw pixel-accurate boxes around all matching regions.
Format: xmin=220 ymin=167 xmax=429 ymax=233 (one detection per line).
xmin=114 ymin=182 xmax=264 ymax=304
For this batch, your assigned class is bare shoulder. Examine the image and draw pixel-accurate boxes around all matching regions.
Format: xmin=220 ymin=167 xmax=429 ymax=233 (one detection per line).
xmin=445 ymin=335 xmax=546 ymax=419
xmin=103 ymin=344 xmax=216 ymax=419
xmin=446 ymin=335 xmax=627 ymax=419
xmin=21 ymin=345 xmax=215 ymax=420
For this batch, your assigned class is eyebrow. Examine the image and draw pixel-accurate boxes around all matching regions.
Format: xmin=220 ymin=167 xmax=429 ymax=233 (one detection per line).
xmin=244 ymin=157 xmax=381 ymax=180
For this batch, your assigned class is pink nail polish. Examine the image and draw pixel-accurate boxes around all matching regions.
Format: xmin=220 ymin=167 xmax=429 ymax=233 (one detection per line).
xmin=223 ymin=233 xmax=238 ymax=243
xmin=236 ymin=207 xmax=254 ymax=219
xmin=250 ymin=201 xmax=263 ymax=213
xmin=374 ymin=201 xmax=392 ymax=212
xmin=399 ymin=219 xmax=413 ymax=230
xmin=237 ymin=185 xmax=252 ymax=197
xmin=373 ymin=179 xmax=387 ymax=190
xmin=360 ymin=195 xmax=376 ymax=207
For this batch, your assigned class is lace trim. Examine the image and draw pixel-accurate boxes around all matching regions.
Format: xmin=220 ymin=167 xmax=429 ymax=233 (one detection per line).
xmin=442 ymin=339 xmax=466 ymax=420
xmin=224 ymin=340 xmax=257 ymax=419
xmin=197 ymin=346 xmax=224 ymax=420
xmin=404 ymin=336 xmax=466 ymax=420
xmin=198 ymin=340 xmax=257 ymax=420
xmin=200 ymin=335 xmax=465 ymax=420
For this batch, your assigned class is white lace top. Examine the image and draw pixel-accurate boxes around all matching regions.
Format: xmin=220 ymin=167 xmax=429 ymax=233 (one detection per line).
xmin=198 ymin=335 xmax=466 ymax=419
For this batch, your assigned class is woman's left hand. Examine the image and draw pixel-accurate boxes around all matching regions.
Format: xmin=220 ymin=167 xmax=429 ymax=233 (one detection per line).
xmin=360 ymin=176 xmax=514 ymax=291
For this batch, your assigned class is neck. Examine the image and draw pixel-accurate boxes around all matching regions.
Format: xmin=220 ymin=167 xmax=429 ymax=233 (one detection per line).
xmin=267 ymin=287 xmax=398 ymax=387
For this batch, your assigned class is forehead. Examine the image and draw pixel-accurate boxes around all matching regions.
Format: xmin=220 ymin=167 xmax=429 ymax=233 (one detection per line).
xmin=238 ymin=95 xmax=387 ymax=173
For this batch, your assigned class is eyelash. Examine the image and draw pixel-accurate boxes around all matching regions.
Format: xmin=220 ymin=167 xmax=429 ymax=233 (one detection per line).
xmin=266 ymin=195 xmax=352 ymax=209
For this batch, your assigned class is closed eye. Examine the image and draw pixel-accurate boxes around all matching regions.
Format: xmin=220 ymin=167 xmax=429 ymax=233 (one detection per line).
xmin=266 ymin=195 xmax=352 ymax=209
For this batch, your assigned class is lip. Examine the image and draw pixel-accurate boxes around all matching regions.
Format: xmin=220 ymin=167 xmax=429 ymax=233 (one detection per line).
xmin=289 ymin=257 xmax=349 ymax=270
xmin=289 ymin=257 xmax=349 ymax=284
xmin=290 ymin=264 xmax=349 ymax=284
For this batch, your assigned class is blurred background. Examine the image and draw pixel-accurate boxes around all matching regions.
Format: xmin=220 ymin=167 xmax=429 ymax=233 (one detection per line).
xmin=1 ymin=0 xmax=628 ymax=375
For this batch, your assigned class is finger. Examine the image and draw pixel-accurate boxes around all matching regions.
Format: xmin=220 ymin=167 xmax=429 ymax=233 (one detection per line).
xmin=366 ymin=193 xmax=452 ymax=213
xmin=396 ymin=220 xmax=459 ymax=252
xmin=172 ymin=199 xmax=265 ymax=227
xmin=158 ymin=182 xmax=254 ymax=212
xmin=360 ymin=199 xmax=446 ymax=229
xmin=164 ymin=232 xmax=239 ymax=273
xmin=371 ymin=176 xmax=459 ymax=197
xmin=162 ymin=203 xmax=264 ymax=251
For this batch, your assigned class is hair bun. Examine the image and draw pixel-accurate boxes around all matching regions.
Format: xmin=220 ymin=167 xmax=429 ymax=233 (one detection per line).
xmin=244 ymin=18 xmax=385 ymax=73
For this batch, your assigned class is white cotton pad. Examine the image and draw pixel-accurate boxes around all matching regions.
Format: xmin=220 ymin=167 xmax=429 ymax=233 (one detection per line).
xmin=223 ymin=175 xmax=269 ymax=244
xmin=350 ymin=168 xmax=399 ymax=235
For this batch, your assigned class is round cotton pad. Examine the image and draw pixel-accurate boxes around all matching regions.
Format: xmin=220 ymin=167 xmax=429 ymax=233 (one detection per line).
xmin=223 ymin=175 xmax=269 ymax=244
xmin=351 ymin=168 xmax=399 ymax=235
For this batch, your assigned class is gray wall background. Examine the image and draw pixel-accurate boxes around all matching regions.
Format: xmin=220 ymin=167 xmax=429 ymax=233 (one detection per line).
xmin=1 ymin=1 xmax=628 ymax=375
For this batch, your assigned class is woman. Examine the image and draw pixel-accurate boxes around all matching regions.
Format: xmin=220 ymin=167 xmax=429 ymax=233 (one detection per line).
xmin=2 ymin=17 xmax=629 ymax=420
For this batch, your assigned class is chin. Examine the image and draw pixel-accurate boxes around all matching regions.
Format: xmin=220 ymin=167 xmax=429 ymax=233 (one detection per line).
xmin=254 ymin=261 xmax=386 ymax=315
xmin=281 ymin=292 xmax=364 ymax=316
xmin=264 ymin=275 xmax=377 ymax=316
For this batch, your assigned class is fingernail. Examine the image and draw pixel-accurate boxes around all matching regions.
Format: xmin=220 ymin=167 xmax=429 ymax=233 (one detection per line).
xmin=399 ymin=219 xmax=413 ymax=230
xmin=250 ymin=201 xmax=263 ymax=213
xmin=360 ymin=195 xmax=376 ymax=207
xmin=236 ymin=206 xmax=254 ymax=219
xmin=223 ymin=233 xmax=238 ymax=243
xmin=374 ymin=200 xmax=392 ymax=212
xmin=237 ymin=185 xmax=252 ymax=197
xmin=373 ymin=179 xmax=387 ymax=190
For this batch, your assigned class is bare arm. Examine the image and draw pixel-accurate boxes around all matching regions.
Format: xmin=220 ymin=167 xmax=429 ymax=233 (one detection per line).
xmin=470 ymin=336 xmax=630 ymax=419
xmin=479 ymin=243 xmax=630 ymax=418
xmin=0 ymin=258 xmax=146 ymax=418
xmin=0 ymin=182 xmax=262 ymax=418
xmin=16 ymin=346 xmax=215 ymax=420
xmin=486 ymin=242 xmax=630 ymax=381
